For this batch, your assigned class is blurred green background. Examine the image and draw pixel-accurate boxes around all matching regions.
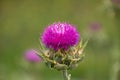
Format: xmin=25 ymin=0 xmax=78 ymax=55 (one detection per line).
xmin=0 ymin=0 xmax=119 ymax=80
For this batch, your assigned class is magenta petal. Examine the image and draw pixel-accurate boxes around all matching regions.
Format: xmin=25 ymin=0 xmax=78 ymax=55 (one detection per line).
xmin=41 ymin=22 xmax=80 ymax=51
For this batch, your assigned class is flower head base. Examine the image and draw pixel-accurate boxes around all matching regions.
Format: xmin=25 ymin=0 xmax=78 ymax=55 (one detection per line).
xmin=24 ymin=49 xmax=41 ymax=63
xmin=41 ymin=22 xmax=79 ymax=51
xmin=38 ymin=39 xmax=88 ymax=70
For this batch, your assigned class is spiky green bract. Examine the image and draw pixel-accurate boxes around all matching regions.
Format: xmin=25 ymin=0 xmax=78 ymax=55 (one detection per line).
xmin=36 ymin=39 xmax=88 ymax=71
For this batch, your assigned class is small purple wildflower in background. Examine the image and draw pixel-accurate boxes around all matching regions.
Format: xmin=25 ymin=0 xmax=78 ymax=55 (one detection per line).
xmin=41 ymin=22 xmax=79 ymax=51
xmin=89 ymin=22 xmax=101 ymax=32
xmin=111 ymin=0 xmax=120 ymax=3
xmin=24 ymin=49 xmax=41 ymax=63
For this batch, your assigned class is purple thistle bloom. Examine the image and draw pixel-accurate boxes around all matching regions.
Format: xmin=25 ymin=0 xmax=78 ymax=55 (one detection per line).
xmin=89 ymin=22 xmax=101 ymax=32
xmin=41 ymin=22 xmax=79 ymax=51
xmin=24 ymin=49 xmax=41 ymax=63
xmin=111 ymin=0 xmax=120 ymax=3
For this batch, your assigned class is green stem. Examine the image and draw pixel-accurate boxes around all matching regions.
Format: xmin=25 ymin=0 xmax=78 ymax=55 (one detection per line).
xmin=110 ymin=1 xmax=120 ymax=80
xmin=62 ymin=70 xmax=71 ymax=80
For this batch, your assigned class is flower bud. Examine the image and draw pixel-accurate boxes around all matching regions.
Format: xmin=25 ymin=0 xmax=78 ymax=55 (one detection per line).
xmin=38 ymin=22 xmax=88 ymax=71
xmin=24 ymin=49 xmax=41 ymax=63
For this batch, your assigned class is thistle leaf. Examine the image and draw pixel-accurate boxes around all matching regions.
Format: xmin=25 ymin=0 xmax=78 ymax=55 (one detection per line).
xmin=82 ymin=39 xmax=88 ymax=50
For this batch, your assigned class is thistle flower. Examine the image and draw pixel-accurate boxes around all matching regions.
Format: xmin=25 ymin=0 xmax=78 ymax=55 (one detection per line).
xmin=89 ymin=22 xmax=101 ymax=32
xmin=111 ymin=0 xmax=120 ymax=3
xmin=41 ymin=22 xmax=79 ymax=51
xmin=25 ymin=22 xmax=87 ymax=80
xmin=24 ymin=49 xmax=41 ymax=63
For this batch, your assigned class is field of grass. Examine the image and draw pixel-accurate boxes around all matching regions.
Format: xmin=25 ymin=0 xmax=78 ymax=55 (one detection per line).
xmin=0 ymin=0 xmax=120 ymax=80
